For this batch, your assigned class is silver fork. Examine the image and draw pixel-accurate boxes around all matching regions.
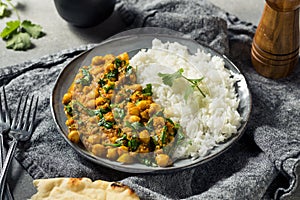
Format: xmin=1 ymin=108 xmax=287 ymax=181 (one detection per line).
xmin=0 ymin=86 xmax=14 ymax=200
xmin=0 ymin=94 xmax=38 ymax=200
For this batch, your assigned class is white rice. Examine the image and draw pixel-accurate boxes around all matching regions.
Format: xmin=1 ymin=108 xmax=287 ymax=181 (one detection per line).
xmin=130 ymin=39 xmax=242 ymax=159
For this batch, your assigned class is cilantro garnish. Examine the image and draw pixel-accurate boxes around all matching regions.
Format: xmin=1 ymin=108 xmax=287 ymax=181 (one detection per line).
xmin=158 ymin=68 xmax=206 ymax=101
xmin=142 ymin=84 xmax=152 ymax=96
xmin=0 ymin=1 xmax=10 ymax=18
xmin=0 ymin=0 xmax=45 ymax=50
xmin=114 ymin=58 xmax=125 ymax=68
xmin=98 ymin=118 xmax=114 ymax=129
xmin=65 ymin=104 xmax=73 ymax=116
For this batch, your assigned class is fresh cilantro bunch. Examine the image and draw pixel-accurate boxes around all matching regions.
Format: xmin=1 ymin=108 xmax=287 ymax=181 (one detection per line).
xmin=0 ymin=0 xmax=44 ymax=50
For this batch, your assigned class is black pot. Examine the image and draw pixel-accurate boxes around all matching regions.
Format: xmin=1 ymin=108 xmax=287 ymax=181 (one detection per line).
xmin=54 ymin=0 xmax=116 ymax=27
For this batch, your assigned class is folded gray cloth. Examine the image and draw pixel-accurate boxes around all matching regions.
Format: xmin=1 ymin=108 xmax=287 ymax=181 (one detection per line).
xmin=0 ymin=0 xmax=299 ymax=199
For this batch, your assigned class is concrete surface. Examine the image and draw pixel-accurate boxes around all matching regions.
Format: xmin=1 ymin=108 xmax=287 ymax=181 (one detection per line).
xmin=0 ymin=0 xmax=299 ymax=199
xmin=0 ymin=0 xmax=264 ymax=68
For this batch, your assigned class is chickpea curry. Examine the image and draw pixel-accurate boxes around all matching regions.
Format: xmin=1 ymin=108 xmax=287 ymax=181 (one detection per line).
xmin=62 ymin=52 xmax=184 ymax=167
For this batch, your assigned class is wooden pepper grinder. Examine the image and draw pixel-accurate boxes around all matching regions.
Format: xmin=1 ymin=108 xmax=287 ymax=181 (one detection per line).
xmin=251 ymin=0 xmax=300 ymax=79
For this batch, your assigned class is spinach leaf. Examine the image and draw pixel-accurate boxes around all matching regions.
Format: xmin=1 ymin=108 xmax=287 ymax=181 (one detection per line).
xmin=98 ymin=118 xmax=114 ymax=129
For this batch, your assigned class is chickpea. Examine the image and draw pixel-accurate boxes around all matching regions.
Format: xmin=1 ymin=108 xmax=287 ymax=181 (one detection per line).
xmin=128 ymin=84 xmax=142 ymax=92
xmin=86 ymin=134 xmax=101 ymax=145
xmin=86 ymin=89 xmax=100 ymax=100
xmin=100 ymin=103 xmax=110 ymax=110
xmin=89 ymin=116 xmax=99 ymax=124
xmin=62 ymin=93 xmax=72 ymax=105
xmin=139 ymin=130 xmax=150 ymax=144
xmin=128 ymin=106 xmax=140 ymax=116
xmin=117 ymin=153 xmax=134 ymax=164
xmin=90 ymin=66 xmax=104 ymax=76
xmin=122 ymin=127 xmax=132 ymax=133
xmin=104 ymin=93 xmax=113 ymax=99
xmin=126 ymin=102 xmax=135 ymax=109
xmin=109 ymin=63 xmax=117 ymax=71
xmin=117 ymin=146 xmax=128 ymax=156
xmin=86 ymin=100 xmax=96 ymax=109
xmin=77 ymin=84 xmax=85 ymax=92
xmin=91 ymin=56 xmax=105 ymax=66
xmin=130 ymin=92 xmax=141 ymax=102
xmin=65 ymin=118 xmax=74 ymax=126
xmin=95 ymin=97 xmax=106 ymax=106
xmin=138 ymin=145 xmax=150 ymax=153
xmin=107 ymin=148 xmax=118 ymax=160
xmin=117 ymin=52 xmax=129 ymax=62
xmin=149 ymin=103 xmax=161 ymax=116
xmin=110 ymin=136 xmax=118 ymax=143
xmin=92 ymin=144 xmax=107 ymax=157
xmin=68 ymin=130 xmax=80 ymax=143
xmin=153 ymin=117 xmax=165 ymax=129
xmin=104 ymin=112 xmax=114 ymax=122
xmin=155 ymin=154 xmax=172 ymax=167
xmin=82 ymin=86 xmax=91 ymax=94
xmin=136 ymin=100 xmax=150 ymax=111
xmin=114 ymin=94 xmax=125 ymax=104
xmin=140 ymin=110 xmax=149 ymax=120
xmin=129 ymin=74 xmax=137 ymax=83
xmin=129 ymin=115 xmax=140 ymax=123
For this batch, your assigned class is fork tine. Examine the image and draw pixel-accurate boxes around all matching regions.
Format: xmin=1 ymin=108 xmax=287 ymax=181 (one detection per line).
xmin=11 ymin=94 xmax=23 ymax=129
xmin=28 ymin=97 xmax=39 ymax=134
xmin=2 ymin=87 xmax=11 ymax=125
xmin=23 ymin=95 xmax=34 ymax=131
xmin=0 ymin=91 xmax=3 ymax=123
xmin=16 ymin=94 xmax=28 ymax=130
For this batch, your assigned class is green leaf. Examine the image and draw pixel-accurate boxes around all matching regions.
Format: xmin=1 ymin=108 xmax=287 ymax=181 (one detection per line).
xmin=106 ymin=68 xmax=118 ymax=80
xmin=6 ymin=32 xmax=31 ymax=50
xmin=21 ymin=20 xmax=44 ymax=39
xmin=158 ymin=68 xmax=206 ymax=98
xmin=0 ymin=20 xmax=20 ymax=39
xmin=183 ymin=85 xmax=194 ymax=102
xmin=114 ymin=58 xmax=125 ymax=68
xmin=161 ymin=126 xmax=167 ymax=144
xmin=98 ymin=78 xmax=106 ymax=87
xmin=0 ymin=2 xmax=7 ymax=17
xmin=103 ymin=83 xmax=115 ymax=93
xmin=157 ymin=68 xmax=184 ymax=87
xmin=128 ymin=138 xmax=139 ymax=151
xmin=142 ymin=84 xmax=152 ymax=96
xmin=65 ymin=104 xmax=73 ymax=116
xmin=98 ymin=118 xmax=114 ymax=129
xmin=188 ymin=77 xmax=205 ymax=84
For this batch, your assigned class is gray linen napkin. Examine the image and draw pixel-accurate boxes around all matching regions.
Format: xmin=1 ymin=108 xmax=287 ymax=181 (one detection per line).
xmin=0 ymin=0 xmax=299 ymax=199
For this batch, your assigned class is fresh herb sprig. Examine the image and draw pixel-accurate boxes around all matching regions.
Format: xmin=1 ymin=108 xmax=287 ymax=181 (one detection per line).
xmin=0 ymin=0 xmax=45 ymax=50
xmin=0 ymin=0 xmax=11 ymax=17
xmin=158 ymin=68 xmax=206 ymax=101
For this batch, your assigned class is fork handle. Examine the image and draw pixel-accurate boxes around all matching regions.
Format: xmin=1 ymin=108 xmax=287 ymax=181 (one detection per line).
xmin=0 ymin=139 xmax=17 ymax=200
xmin=0 ymin=134 xmax=14 ymax=200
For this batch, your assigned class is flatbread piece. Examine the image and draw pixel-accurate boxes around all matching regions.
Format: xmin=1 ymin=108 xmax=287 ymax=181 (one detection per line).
xmin=30 ymin=177 xmax=140 ymax=200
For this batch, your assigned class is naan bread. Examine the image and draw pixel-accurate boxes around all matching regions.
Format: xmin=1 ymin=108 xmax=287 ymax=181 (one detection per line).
xmin=30 ymin=177 xmax=140 ymax=200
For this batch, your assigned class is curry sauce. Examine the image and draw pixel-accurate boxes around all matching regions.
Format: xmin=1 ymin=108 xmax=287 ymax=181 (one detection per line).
xmin=62 ymin=52 xmax=184 ymax=167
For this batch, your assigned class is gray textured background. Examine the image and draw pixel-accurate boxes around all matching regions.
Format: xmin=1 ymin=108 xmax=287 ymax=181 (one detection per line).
xmin=0 ymin=0 xmax=299 ymax=199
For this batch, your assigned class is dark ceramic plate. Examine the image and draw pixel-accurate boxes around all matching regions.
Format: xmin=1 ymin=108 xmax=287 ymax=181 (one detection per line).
xmin=50 ymin=31 xmax=251 ymax=173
